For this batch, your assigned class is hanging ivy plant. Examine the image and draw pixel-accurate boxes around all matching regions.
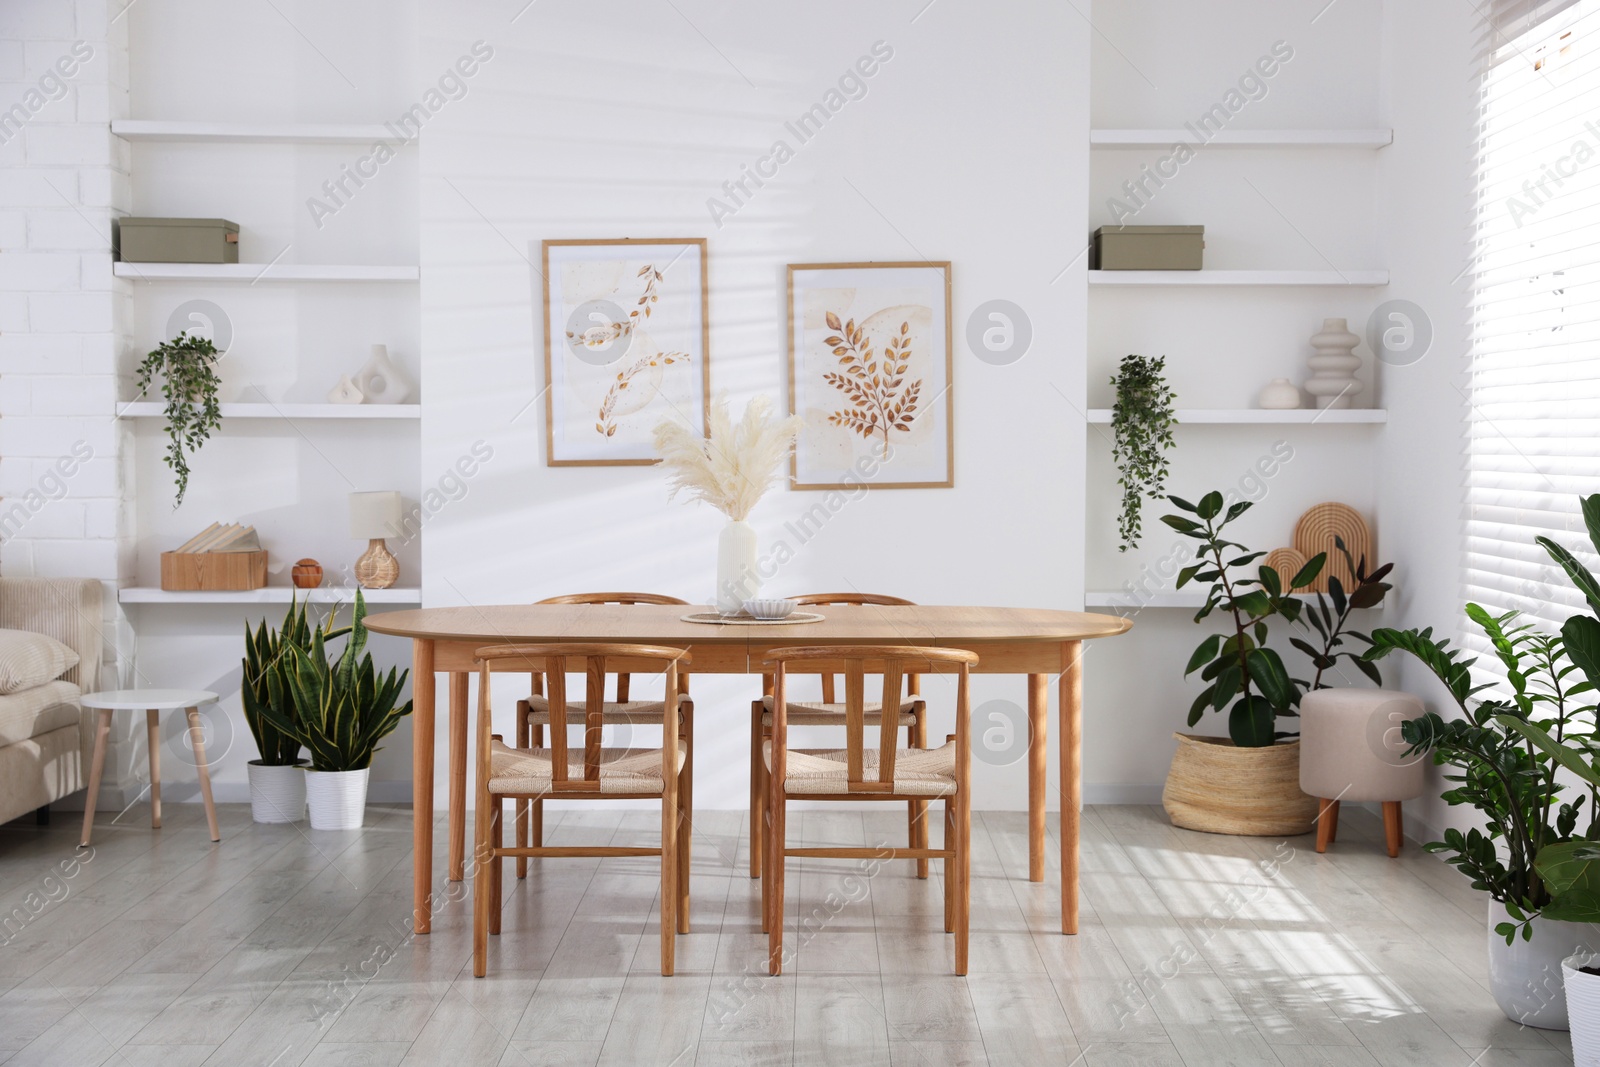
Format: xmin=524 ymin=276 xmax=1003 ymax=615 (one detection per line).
xmin=135 ymin=331 xmax=222 ymax=508
xmin=1110 ymin=353 xmax=1177 ymax=552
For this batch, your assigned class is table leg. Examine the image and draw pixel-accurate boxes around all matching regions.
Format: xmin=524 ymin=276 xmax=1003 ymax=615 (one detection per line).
xmin=1027 ymin=674 xmax=1047 ymax=883
xmin=448 ymin=672 xmax=468 ymax=881
xmin=147 ymin=709 xmax=162 ymax=829
xmin=79 ymin=708 xmax=112 ymax=847
xmin=412 ymin=639 xmax=436 ymax=934
xmin=1060 ymin=640 xmax=1083 ymax=935
xmin=185 ymin=708 xmax=220 ymax=842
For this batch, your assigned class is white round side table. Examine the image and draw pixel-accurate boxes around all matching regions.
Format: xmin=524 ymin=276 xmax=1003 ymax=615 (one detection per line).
xmin=79 ymin=689 xmax=221 ymax=847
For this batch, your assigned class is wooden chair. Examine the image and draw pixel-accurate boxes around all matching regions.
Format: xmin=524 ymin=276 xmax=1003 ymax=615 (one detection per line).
xmin=761 ymin=645 xmax=976 ymax=976
xmin=472 ymin=643 xmax=691 ymax=978
xmin=749 ymin=593 xmax=929 ymax=879
xmin=514 ymin=593 xmax=693 ymax=880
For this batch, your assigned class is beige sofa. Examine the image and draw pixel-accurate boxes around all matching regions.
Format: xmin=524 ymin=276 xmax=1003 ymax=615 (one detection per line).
xmin=0 ymin=578 xmax=103 ymax=826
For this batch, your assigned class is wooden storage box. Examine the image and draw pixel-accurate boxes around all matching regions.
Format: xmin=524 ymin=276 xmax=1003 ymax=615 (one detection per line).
xmin=118 ymin=218 xmax=240 ymax=264
xmin=1092 ymin=225 xmax=1204 ymax=270
xmin=160 ymin=550 xmax=267 ymax=591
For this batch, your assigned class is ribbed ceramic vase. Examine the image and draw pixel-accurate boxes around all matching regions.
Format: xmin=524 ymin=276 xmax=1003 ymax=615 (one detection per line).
xmin=304 ymin=768 xmax=370 ymax=830
xmin=1565 ymin=952 xmax=1600 ymax=1062
xmin=246 ymin=760 xmax=306 ymax=824
xmin=1303 ymin=317 xmax=1364 ymax=409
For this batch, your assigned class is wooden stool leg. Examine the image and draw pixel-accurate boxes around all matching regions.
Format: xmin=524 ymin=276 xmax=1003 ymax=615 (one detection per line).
xmin=749 ymin=701 xmax=765 ymax=879
xmin=79 ymin=708 xmax=112 ymax=847
xmin=1382 ymin=801 xmax=1403 ymax=858
xmin=146 ymin=709 xmax=162 ymax=829
xmin=186 ymin=708 xmax=220 ymax=842
xmin=1327 ymin=799 xmax=1340 ymax=843
xmin=910 ymin=711 xmax=929 ymax=879
xmin=448 ymin=673 xmax=468 ymax=881
xmin=1315 ymin=798 xmax=1337 ymax=853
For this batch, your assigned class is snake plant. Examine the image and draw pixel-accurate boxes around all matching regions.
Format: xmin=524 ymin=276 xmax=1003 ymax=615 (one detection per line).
xmin=255 ymin=590 xmax=412 ymax=772
xmin=241 ymin=594 xmax=352 ymax=766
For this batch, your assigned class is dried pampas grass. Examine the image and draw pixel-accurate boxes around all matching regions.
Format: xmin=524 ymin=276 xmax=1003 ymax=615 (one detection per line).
xmin=653 ymin=396 xmax=800 ymax=521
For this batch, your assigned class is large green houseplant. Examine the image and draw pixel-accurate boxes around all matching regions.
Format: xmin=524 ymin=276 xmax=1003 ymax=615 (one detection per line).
xmin=240 ymin=595 xmax=352 ymax=824
xmin=1160 ymin=491 xmax=1392 ymax=835
xmin=256 ymin=590 xmax=412 ymax=829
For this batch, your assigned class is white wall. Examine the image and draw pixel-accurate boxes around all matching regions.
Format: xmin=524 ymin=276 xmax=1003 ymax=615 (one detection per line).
xmin=419 ymin=1 xmax=1090 ymax=810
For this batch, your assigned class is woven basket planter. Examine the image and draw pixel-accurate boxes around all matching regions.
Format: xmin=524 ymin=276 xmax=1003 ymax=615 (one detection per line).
xmin=1162 ymin=733 xmax=1319 ymax=836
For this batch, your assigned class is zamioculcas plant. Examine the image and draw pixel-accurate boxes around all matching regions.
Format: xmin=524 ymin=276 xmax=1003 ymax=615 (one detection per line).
xmin=135 ymin=331 xmax=222 ymax=507
xmin=1111 ymin=354 xmax=1177 ymax=552
xmin=241 ymin=594 xmax=353 ymax=766
xmin=256 ymin=591 xmax=412 ymax=772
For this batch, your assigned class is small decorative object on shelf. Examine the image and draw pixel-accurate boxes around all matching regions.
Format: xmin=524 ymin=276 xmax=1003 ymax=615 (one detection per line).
xmin=653 ymin=395 xmax=800 ymax=614
xmin=1293 ymin=502 xmax=1372 ymax=593
xmin=135 ymin=331 xmax=223 ymax=507
xmin=1303 ymin=317 xmax=1364 ymax=409
xmin=1091 ymin=225 xmax=1204 ymax=270
xmin=1263 ymin=547 xmax=1311 ymax=590
xmin=1257 ymin=377 xmax=1302 ymax=410
xmin=327 ymin=375 xmax=363 ymax=404
xmin=159 ymin=522 xmax=266 ymax=590
xmin=354 ymin=344 xmax=412 ymax=404
xmin=291 ymin=559 xmax=324 ymax=589
xmin=349 ymin=491 xmax=403 ymax=589
xmin=118 ymin=217 xmax=239 ymax=263
xmin=1110 ymin=354 xmax=1178 ymax=552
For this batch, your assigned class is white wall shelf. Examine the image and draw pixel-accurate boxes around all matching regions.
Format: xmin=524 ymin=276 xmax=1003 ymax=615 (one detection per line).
xmin=1084 ymin=590 xmax=1383 ymax=610
xmin=119 ymin=587 xmax=422 ymax=605
xmin=1089 ymin=270 xmax=1388 ymax=287
xmin=118 ymin=402 xmax=420 ymax=420
xmin=1090 ymin=129 xmax=1392 ymax=148
xmin=112 ymin=120 xmax=393 ymax=144
xmin=113 ymin=263 xmax=420 ymax=282
xmin=1085 ymin=408 xmax=1386 ymax=425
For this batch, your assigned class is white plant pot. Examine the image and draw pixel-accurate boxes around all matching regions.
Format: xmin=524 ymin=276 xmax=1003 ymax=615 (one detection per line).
xmin=716 ymin=519 xmax=760 ymax=614
xmin=1566 ymin=952 xmax=1600 ymax=1064
xmin=1487 ymin=899 xmax=1600 ymax=1029
xmin=304 ymin=767 xmax=371 ymax=831
xmin=246 ymin=760 xmax=307 ymax=824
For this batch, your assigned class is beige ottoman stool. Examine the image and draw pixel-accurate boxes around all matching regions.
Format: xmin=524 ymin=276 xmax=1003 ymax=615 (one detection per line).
xmin=1299 ymin=688 xmax=1427 ymax=857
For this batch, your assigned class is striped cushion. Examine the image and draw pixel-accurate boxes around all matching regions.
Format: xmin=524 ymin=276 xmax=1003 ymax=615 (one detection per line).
xmin=0 ymin=679 xmax=80 ymax=746
xmin=764 ymin=740 xmax=958 ymax=797
xmin=522 ymin=693 xmax=692 ymax=726
xmin=0 ymin=629 xmax=79 ymax=695
xmin=760 ymin=694 xmax=918 ymax=727
xmin=488 ymin=739 xmax=686 ymax=796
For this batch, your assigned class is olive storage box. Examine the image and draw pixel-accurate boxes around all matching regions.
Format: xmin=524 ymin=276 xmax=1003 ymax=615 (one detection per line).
xmin=117 ymin=218 xmax=240 ymax=264
xmin=1091 ymin=225 xmax=1204 ymax=270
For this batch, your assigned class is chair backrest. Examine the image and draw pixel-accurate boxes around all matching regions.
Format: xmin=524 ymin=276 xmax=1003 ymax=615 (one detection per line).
xmin=535 ymin=592 xmax=689 ymax=701
xmin=477 ymin=643 xmax=690 ymax=790
xmin=764 ymin=645 xmax=976 ymax=793
xmin=786 ymin=593 xmax=917 ymax=703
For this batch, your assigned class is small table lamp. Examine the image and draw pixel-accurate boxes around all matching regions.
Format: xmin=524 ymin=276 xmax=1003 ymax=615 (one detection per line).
xmin=349 ymin=491 xmax=403 ymax=589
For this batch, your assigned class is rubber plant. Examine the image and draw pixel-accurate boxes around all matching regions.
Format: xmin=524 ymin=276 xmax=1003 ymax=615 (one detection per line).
xmin=134 ymin=331 xmax=222 ymax=507
xmin=240 ymin=594 xmax=353 ymax=767
xmin=255 ymin=591 xmax=413 ymax=772
xmin=1110 ymin=354 xmax=1177 ymax=552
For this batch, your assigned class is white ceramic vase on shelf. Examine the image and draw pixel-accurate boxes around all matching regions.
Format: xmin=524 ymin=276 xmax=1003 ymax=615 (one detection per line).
xmin=304 ymin=767 xmax=370 ymax=830
xmin=1487 ymin=899 xmax=1600 ymax=1029
xmin=1257 ymin=378 xmax=1302 ymax=410
xmin=716 ymin=519 xmax=759 ymax=614
xmin=1303 ymin=317 xmax=1364 ymax=409
xmin=354 ymin=344 xmax=412 ymax=405
xmin=327 ymin=375 xmax=363 ymax=404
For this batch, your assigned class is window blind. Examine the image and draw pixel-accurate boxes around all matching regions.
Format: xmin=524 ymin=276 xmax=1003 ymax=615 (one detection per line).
xmin=1466 ymin=0 xmax=1600 ymax=671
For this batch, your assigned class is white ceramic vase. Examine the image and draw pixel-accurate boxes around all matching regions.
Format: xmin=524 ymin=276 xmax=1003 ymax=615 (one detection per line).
xmin=716 ymin=519 xmax=759 ymax=614
xmin=304 ymin=767 xmax=371 ymax=830
xmin=1257 ymin=378 xmax=1302 ymax=410
xmin=1487 ymin=899 xmax=1600 ymax=1029
xmin=327 ymin=375 xmax=364 ymax=404
xmin=246 ymin=760 xmax=307 ymax=824
xmin=354 ymin=344 xmax=412 ymax=404
xmin=1566 ymin=952 xmax=1600 ymax=1064
xmin=1303 ymin=317 xmax=1364 ymax=409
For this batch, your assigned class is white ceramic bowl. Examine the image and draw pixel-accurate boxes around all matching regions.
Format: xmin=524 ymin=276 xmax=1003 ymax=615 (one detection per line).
xmin=743 ymin=598 xmax=797 ymax=620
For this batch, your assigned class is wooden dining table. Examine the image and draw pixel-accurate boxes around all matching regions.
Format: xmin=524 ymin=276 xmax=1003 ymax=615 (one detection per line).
xmin=363 ymin=602 xmax=1132 ymax=936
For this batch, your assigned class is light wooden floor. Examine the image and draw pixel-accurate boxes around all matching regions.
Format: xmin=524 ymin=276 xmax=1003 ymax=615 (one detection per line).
xmin=0 ymin=801 xmax=1572 ymax=1067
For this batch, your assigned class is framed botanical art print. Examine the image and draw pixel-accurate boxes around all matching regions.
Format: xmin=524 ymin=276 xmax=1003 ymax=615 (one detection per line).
xmin=787 ymin=261 xmax=954 ymax=490
xmin=542 ymin=238 xmax=710 ymax=466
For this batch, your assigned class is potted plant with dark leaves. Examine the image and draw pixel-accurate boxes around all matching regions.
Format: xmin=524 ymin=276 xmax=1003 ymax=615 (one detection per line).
xmin=1110 ymin=354 xmax=1177 ymax=552
xmin=1161 ymin=491 xmax=1393 ymax=835
xmin=240 ymin=595 xmax=351 ymax=823
xmin=135 ymin=331 xmax=222 ymax=508
xmin=256 ymin=591 xmax=412 ymax=830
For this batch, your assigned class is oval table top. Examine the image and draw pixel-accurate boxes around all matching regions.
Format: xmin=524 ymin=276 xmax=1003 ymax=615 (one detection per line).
xmin=362 ymin=602 xmax=1133 ymax=645
xmin=81 ymin=688 xmax=219 ymax=710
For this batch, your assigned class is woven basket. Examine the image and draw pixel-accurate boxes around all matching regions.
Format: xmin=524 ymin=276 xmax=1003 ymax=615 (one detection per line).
xmin=1162 ymin=733 xmax=1319 ymax=836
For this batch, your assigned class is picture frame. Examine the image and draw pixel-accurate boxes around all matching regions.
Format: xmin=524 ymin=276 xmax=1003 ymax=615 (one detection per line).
xmin=786 ymin=261 xmax=954 ymax=490
xmin=542 ymin=237 xmax=711 ymax=466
